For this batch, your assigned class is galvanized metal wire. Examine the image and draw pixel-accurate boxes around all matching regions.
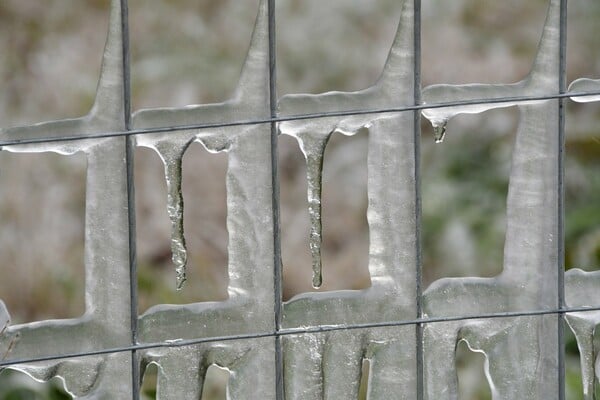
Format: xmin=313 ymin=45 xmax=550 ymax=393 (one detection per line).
xmin=3 ymin=304 xmax=600 ymax=368
xmin=0 ymin=2 xmax=589 ymax=400
xmin=0 ymin=90 xmax=597 ymax=147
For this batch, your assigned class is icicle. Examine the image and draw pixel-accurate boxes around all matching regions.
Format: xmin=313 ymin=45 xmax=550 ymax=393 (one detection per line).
xmin=569 ymin=320 xmax=596 ymax=400
xmin=0 ymin=300 xmax=8 ymax=336
xmin=296 ymin=132 xmax=331 ymax=289
xmin=565 ymin=268 xmax=600 ymax=400
xmin=155 ymin=142 xmax=190 ymax=290
xmin=432 ymin=121 xmax=447 ymax=143
xmin=166 ymin=160 xmax=187 ymax=290
xmin=0 ymin=300 xmax=14 ymax=361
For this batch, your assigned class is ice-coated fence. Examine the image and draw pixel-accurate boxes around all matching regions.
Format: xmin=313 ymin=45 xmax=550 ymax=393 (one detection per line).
xmin=0 ymin=0 xmax=599 ymax=398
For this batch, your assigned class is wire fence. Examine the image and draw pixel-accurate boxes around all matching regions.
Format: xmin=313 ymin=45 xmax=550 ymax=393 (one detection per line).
xmin=0 ymin=0 xmax=598 ymax=399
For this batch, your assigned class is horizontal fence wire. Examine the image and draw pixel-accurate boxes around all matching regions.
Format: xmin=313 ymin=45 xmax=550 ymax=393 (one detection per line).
xmin=2 ymin=304 xmax=600 ymax=368
xmin=0 ymin=89 xmax=598 ymax=147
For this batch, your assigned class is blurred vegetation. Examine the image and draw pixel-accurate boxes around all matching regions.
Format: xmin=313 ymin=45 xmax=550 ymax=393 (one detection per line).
xmin=0 ymin=0 xmax=599 ymax=399
xmin=0 ymin=370 xmax=70 ymax=400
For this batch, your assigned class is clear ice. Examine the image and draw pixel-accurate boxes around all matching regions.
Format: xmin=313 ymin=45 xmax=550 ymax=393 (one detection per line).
xmin=294 ymin=132 xmax=329 ymax=289
xmin=421 ymin=1 xmax=566 ymax=398
xmin=280 ymin=0 xmax=419 ymax=398
xmin=564 ymin=72 xmax=600 ymax=400
xmin=0 ymin=0 xmax=134 ymax=397
xmin=569 ymin=78 xmax=600 ymax=103
xmin=0 ymin=0 xmax=598 ymax=398
xmin=134 ymin=0 xmax=278 ymax=398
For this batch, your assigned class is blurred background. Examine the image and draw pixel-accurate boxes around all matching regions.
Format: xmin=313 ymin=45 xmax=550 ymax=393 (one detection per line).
xmin=0 ymin=0 xmax=598 ymax=399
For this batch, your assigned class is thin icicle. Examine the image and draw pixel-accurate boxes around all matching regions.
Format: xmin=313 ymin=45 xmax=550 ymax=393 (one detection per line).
xmin=432 ymin=121 xmax=447 ymax=143
xmin=0 ymin=300 xmax=8 ymax=336
xmin=154 ymin=141 xmax=191 ymax=290
xmin=164 ymin=154 xmax=187 ymax=290
xmin=565 ymin=268 xmax=600 ymax=400
xmin=296 ymin=132 xmax=331 ymax=289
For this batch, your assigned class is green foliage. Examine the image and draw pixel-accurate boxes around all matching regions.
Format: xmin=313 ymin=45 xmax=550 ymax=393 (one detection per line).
xmin=0 ymin=371 xmax=70 ymax=400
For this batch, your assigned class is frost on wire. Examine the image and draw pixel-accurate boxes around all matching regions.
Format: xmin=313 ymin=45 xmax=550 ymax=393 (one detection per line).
xmin=0 ymin=0 xmax=599 ymax=399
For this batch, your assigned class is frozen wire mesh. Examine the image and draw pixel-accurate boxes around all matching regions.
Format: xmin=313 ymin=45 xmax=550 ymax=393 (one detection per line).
xmin=0 ymin=0 xmax=599 ymax=399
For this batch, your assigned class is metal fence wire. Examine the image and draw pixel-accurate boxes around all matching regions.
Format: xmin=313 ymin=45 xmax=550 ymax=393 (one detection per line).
xmin=0 ymin=0 xmax=599 ymax=398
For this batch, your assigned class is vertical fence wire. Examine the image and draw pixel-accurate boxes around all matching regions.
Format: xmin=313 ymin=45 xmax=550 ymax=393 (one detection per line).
xmin=267 ymin=0 xmax=285 ymax=399
xmin=119 ymin=0 xmax=140 ymax=397
xmin=413 ymin=0 xmax=424 ymax=399
xmin=557 ymin=1 xmax=568 ymax=399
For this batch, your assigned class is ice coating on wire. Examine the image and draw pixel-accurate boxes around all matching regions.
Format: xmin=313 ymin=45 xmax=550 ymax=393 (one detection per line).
xmin=569 ymin=78 xmax=600 ymax=103
xmin=134 ymin=0 xmax=269 ymax=291
xmin=295 ymin=132 xmax=330 ymax=289
xmin=279 ymin=0 xmax=420 ymax=398
xmin=0 ymin=0 xmax=599 ymax=398
xmin=279 ymin=0 xmax=416 ymax=293
xmin=0 ymin=0 xmax=134 ymax=397
xmin=421 ymin=1 xmax=564 ymax=398
xmin=563 ymin=79 xmax=600 ymax=400
xmin=135 ymin=0 xmax=278 ymax=397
